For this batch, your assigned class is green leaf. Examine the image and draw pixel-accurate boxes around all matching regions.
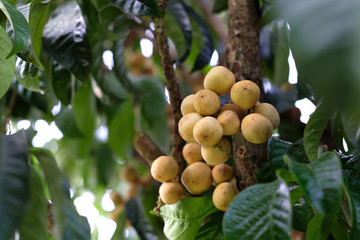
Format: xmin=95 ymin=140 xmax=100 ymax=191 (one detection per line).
xmin=344 ymin=169 xmax=360 ymax=240
xmin=73 ymin=84 xmax=97 ymax=137
xmin=43 ymin=1 xmax=91 ymax=80
xmin=0 ymin=131 xmax=30 ymax=240
xmin=288 ymin=152 xmax=343 ymax=216
xmin=306 ymin=214 xmax=329 ymax=240
xmin=18 ymin=168 xmax=48 ymax=240
xmin=55 ymin=104 xmax=85 ymax=138
xmin=63 ymin=200 xmax=91 ymax=240
xmin=292 ymin=197 xmax=308 ymax=232
xmin=342 ymin=107 xmax=360 ymax=151
xmin=52 ymin=63 xmax=72 ymax=105
xmin=212 ymin=0 xmax=227 ymax=13
xmin=112 ymin=210 xmax=127 ymax=239
xmin=0 ymin=26 xmax=15 ymax=99
xmin=15 ymin=57 xmax=41 ymax=91
xmin=330 ymin=111 xmax=347 ymax=153
xmin=223 ymin=180 xmax=291 ymax=240
xmin=107 ymin=0 xmax=163 ymax=17
xmin=195 ymin=211 xmax=224 ymax=240
xmin=0 ymin=0 xmax=29 ymax=57
xmin=304 ymin=100 xmax=334 ymax=161
xmin=160 ymin=193 xmax=218 ymax=240
xmin=108 ymin=100 xmax=135 ymax=159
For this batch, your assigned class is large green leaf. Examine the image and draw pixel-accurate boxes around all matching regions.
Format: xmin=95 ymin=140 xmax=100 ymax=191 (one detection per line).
xmin=15 ymin=57 xmax=41 ymax=91
xmin=0 ymin=131 xmax=29 ymax=240
xmin=223 ymin=180 xmax=291 ymax=240
xmin=303 ymin=100 xmax=334 ymax=162
xmin=160 ymin=193 xmax=218 ymax=240
xmin=108 ymin=99 xmax=135 ymax=159
xmin=18 ymin=168 xmax=48 ymax=240
xmin=107 ymin=0 xmax=163 ymax=17
xmin=342 ymin=107 xmax=360 ymax=151
xmin=0 ymin=0 xmax=29 ymax=57
xmin=306 ymin=214 xmax=329 ymax=240
xmin=43 ymin=1 xmax=91 ymax=80
xmin=51 ymin=63 xmax=72 ymax=105
xmin=288 ymin=152 xmax=343 ymax=216
xmin=195 ymin=211 xmax=224 ymax=240
xmin=0 ymin=26 xmax=15 ymax=99
xmin=73 ymin=84 xmax=97 ymax=137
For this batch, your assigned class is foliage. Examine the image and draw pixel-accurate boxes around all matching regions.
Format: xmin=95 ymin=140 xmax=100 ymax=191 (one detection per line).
xmin=0 ymin=0 xmax=360 ymax=239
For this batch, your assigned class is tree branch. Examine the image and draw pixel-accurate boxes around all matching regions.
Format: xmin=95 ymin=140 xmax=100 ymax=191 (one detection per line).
xmin=134 ymin=133 xmax=165 ymax=164
xmin=226 ymin=0 xmax=268 ymax=190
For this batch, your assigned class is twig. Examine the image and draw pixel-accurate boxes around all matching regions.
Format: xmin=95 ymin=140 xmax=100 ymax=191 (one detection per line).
xmin=134 ymin=133 xmax=165 ymax=164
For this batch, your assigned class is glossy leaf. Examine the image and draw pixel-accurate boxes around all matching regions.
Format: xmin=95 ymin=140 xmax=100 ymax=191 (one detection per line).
xmin=52 ymin=63 xmax=72 ymax=105
xmin=292 ymin=198 xmax=308 ymax=232
xmin=43 ymin=1 xmax=91 ymax=80
xmin=306 ymin=214 xmax=329 ymax=240
xmin=0 ymin=131 xmax=29 ymax=240
xmin=15 ymin=57 xmax=41 ymax=92
xmin=63 ymin=201 xmax=91 ymax=240
xmin=0 ymin=0 xmax=29 ymax=57
xmin=160 ymin=193 xmax=218 ymax=240
xmin=330 ymin=112 xmax=346 ymax=153
xmin=223 ymin=180 xmax=291 ymax=240
xmin=288 ymin=152 xmax=342 ymax=216
xmin=195 ymin=211 xmax=224 ymax=240
xmin=342 ymin=107 xmax=360 ymax=151
xmin=18 ymin=168 xmax=48 ymax=240
xmin=73 ymin=84 xmax=97 ymax=137
xmin=107 ymin=0 xmax=163 ymax=17
xmin=0 ymin=26 xmax=15 ymax=99
xmin=303 ymin=100 xmax=334 ymax=161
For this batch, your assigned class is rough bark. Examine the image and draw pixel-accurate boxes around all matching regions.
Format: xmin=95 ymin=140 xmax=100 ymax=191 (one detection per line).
xmin=134 ymin=133 xmax=165 ymax=164
xmin=226 ymin=0 xmax=268 ymax=190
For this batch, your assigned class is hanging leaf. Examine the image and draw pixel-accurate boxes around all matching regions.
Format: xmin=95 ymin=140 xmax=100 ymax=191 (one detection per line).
xmin=15 ymin=57 xmax=41 ymax=92
xmin=106 ymin=0 xmax=163 ymax=17
xmin=0 ymin=26 xmax=15 ymax=99
xmin=0 ymin=131 xmax=30 ymax=240
xmin=342 ymin=107 xmax=360 ymax=151
xmin=43 ymin=1 xmax=91 ymax=80
xmin=55 ymin=105 xmax=85 ymax=138
xmin=223 ymin=180 xmax=291 ymax=240
xmin=0 ymin=0 xmax=29 ymax=57
xmin=288 ymin=152 xmax=343 ymax=217
xmin=52 ymin=63 xmax=72 ymax=105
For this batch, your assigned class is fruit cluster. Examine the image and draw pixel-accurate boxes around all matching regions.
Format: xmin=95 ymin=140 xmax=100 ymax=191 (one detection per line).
xmin=151 ymin=66 xmax=280 ymax=211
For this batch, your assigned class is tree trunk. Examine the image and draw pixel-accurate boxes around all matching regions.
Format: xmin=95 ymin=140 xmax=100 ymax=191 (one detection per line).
xmin=226 ymin=0 xmax=268 ymax=190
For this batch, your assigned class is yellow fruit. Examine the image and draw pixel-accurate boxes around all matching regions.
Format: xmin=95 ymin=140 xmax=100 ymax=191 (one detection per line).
xmin=203 ymin=66 xmax=235 ymax=95
xmin=212 ymin=182 xmax=239 ymax=211
xmin=252 ymin=103 xmax=280 ymax=129
xmin=241 ymin=113 xmax=273 ymax=144
xmin=193 ymin=116 xmax=223 ymax=147
xmin=181 ymin=94 xmax=196 ymax=115
xmin=217 ymin=110 xmax=240 ymax=136
xmin=181 ymin=162 xmax=213 ymax=195
xmin=194 ymin=89 xmax=221 ymax=116
xmin=178 ymin=112 xmax=203 ymax=142
xmin=182 ymin=142 xmax=203 ymax=164
xmin=120 ymin=166 xmax=139 ymax=183
xmin=159 ymin=182 xmax=183 ymax=204
xmin=151 ymin=156 xmax=178 ymax=182
xmin=212 ymin=164 xmax=234 ymax=184
xmin=219 ymin=103 xmax=247 ymax=121
xmin=201 ymin=138 xmax=231 ymax=166
xmin=230 ymin=80 xmax=260 ymax=109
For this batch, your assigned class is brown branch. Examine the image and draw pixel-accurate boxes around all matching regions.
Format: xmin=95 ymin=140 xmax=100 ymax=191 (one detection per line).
xmin=134 ymin=133 xmax=165 ymax=164
xmin=153 ymin=0 xmax=186 ymax=173
xmin=226 ymin=0 xmax=268 ymax=190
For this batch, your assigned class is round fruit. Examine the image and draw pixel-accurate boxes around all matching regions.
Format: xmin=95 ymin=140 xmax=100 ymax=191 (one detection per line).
xmin=212 ymin=164 xmax=234 ymax=184
xmin=241 ymin=113 xmax=273 ymax=144
xmin=201 ymin=138 xmax=231 ymax=166
xmin=212 ymin=182 xmax=239 ymax=211
xmin=217 ymin=110 xmax=240 ymax=136
xmin=182 ymin=142 xmax=203 ymax=164
xmin=252 ymin=103 xmax=280 ymax=129
xmin=194 ymin=89 xmax=221 ymax=116
xmin=193 ymin=116 xmax=223 ymax=147
xmin=203 ymin=66 xmax=235 ymax=95
xmin=179 ymin=112 xmax=203 ymax=142
xmin=159 ymin=182 xmax=183 ymax=204
xmin=120 ymin=166 xmax=139 ymax=183
xmin=181 ymin=162 xmax=213 ymax=195
xmin=151 ymin=156 xmax=178 ymax=182
xmin=230 ymin=80 xmax=260 ymax=109
xmin=181 ymin=94 xmax=196 ymax=115
xmin=219 ymin=103 xmax=247 ymax=121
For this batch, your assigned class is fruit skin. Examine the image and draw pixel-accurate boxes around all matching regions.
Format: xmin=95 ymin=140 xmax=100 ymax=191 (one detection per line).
xmin=217 ymin=110 xmax=240 ymax=136
xmin=193 ymin=116 xmax=223 ymax=147
xmin=178 ymin=112 xmax=203 ymax=142
xmin=120 ymin=166 xmax=139 ymax=183
xmin=159 ymin=182 xmax=183 ymax=204
xmin=181 ymin=162 xmax=213 ymax=195
xmin=151 ymin=156 xmax=178 ymax=182
xmin=230 ymin=80 xmax=260 ymax=109
xmin=219 ymin=103 xmax=247 ymax=121
xmin=201 ymin=137 xmax=231 ymax=166
xmin=194 ymin=89 xmax=221 ymax=116
xmin=252 ymin=102 xmax=280 ymax=129
xmin=182 ymin=142 xmax=203 ymax=164
xmin=181 ymin=94 xmax=196 ymax=115
xmin=212 ymin=182 xmax=239 ymax=211
xmin=212 ymin=164 xmax=234 ymax=184
xmin=203 ymin=66 xmax=235 ymax=95
xmin=241 ymin=113 xmax=273 ymax=144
